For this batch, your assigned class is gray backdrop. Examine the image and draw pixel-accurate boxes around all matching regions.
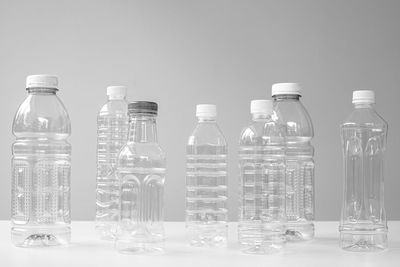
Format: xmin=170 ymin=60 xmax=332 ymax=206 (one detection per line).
xmin=0 ymin=0 xmax=399 ymax=221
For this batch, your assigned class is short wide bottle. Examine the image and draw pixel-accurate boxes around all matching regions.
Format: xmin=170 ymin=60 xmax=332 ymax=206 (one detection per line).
xmin=11 ymin=75 xmax=71 ymax=247
xmin=115 ymin=101 xmax=166 ymax=254
xmin=238 ymin=100 xmax=286 ymax=254
xmin=340 ymin=90 xmax=388 ymax=251
xmin=186 ymin=104 xmax=228 ymax=247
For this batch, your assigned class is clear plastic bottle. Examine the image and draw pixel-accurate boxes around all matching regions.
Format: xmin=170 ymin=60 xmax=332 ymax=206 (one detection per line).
xmin=238 ymin=100 xmax=286 ymax=254
xmin=96 ymin=86 xmax=129 ymax=239
xmin=115 ymin=101 xmax=166 ymax=254
xmin=11 ymin=75 xmax=71 ymax=247
xmin=186 ymin=104 xmax=228 ymax=247
xmin=340 ymin=90 xmax=388 ymax=251
xmin=272 ymin=83 xmax=315 ymax=241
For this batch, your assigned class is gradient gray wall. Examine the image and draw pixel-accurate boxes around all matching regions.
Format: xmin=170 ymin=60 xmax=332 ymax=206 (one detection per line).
xmin=0 ymin=0 xmax=399 ymax=221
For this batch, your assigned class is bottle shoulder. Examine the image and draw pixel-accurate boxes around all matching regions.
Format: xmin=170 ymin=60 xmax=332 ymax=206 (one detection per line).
xmin=239 ymin=120 xmax=285 ymax=145
xmin=99 ymin=100 xmax=128 ymax=115
xmin=187 ymin=122 xmax=227 ymax=147
xmin=13 ymin=94 xmax=71 ymax=137
xmin=341 ymin=108 xmax=388 ymax=130
xmin=118 ymin=142 xmax=165 ymax=159
xmin=274 ymin=100 xmax=314 ymax=137
xmin=117 ymin=142 xmax=166 ymax=169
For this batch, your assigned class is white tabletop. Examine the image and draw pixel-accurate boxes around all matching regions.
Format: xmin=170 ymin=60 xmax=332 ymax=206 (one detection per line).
xmin=1 ymin=221 xmax=399 ymax=266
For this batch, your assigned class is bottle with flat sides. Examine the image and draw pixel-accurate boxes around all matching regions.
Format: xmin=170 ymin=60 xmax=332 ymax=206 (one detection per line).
xmin=340 ymin=90 xmax=388 ymax=251
xmin=238 ymin=100 xmax=286 ymax=254
xmin=11 ymin=75 xmax=71 ymax=247
xmin=115 ymin=101 xmax=166 ymax=254
xmin=272 ymin=83 xmax=315 ymax=241
xmin=186 ymin=104 xmax=228 ymax=247
xmin=96 ymin=86 xmax=129 ymax=239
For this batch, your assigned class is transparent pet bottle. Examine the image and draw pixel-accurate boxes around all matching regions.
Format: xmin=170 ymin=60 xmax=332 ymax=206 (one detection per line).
xmin=340 ymin=90 xmax=388 ymax=251
xmin=186 ymin=104 xmax=228 ymax=247
xmin=238 ymin=100 xmax=286 ymax=254
xmin=272 ymin=83 xmax=315 ymax=241
xmin=96 ymin=86 xmax=129 ymax=239
xmin=115 ymin=101 xmax=166 ymax=254
xmin=11 ymin=75 xmax=71 ymax=247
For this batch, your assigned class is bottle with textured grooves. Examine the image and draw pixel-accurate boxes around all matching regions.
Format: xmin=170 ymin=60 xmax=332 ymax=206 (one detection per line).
xmin=272 ymin=83 xmax=315 ymax=241
xmin=238 ymin=100 xmax=286 ymax=254
xmin=11 ymin=75 xmax=71 ymax=247
xmin=115 ymin=101 xmax=166 ymax=254
xmin=186 ymin=104 xmax=228 ymax=247
xmin=340 ymin=90 xmax=388 ymax=251
xmin=96 ymin=86 xmax=128 ymax=240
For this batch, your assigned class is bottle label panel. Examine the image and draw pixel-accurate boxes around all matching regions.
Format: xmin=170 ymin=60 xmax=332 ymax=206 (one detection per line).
xmin=117 ymin=172 xmax=165 ymax=240
xmin=12 ymin=158 xmax=71 ymax=225
xmin=286 ymin=160 xmax=314 ymax=222
xmin=342 ymin=132 xmax=386 ymax=224
xmin=239 ymin=160 xmax=286 ymax=223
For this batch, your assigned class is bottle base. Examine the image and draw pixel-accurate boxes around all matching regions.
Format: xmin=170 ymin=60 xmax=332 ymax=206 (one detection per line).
xmin=95 ymin=222 xmax=117 ymax=240
xmin=285 ymin=222 xmax=314 ymax=241
xmin=340 ymin=232 xmax=387 ymax=252
xmin=11 ymin=226 xmax=71 ymax=247
xmin=115 ymin=240 xmax=164 ymax=254
xmin=240 ymin=242 xmax=284 ymax=254
xmin=239 ymin=222 xmax=286 ymax=254
xmin=187 ymin=223 xmax=227 ymax=247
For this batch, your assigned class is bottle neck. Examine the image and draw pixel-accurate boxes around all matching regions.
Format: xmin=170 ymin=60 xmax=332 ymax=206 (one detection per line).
xmin=128 ymin=114 xmax=158 ymax=143
xmin=197 ymin=117 xmax=216 ymax=123
xmin=273 ymin=94 xmax=300 ymax=101
xmin=27 ymin=87 xmax=58 ymax=95
xmin=354 ymin=102 xmax=374 ymax=109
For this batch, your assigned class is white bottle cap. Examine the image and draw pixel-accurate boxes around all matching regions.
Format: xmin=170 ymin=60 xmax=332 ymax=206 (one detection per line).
xmin=271 ymin=83 xmax=301 ymax=96
xmin=196 ymin=104 xmax=217 ymax=118
xmin=352 ymin=90 xmax=375 ymax=104
xmin=26 ymin=75 xmax=58 ymax=89
xmin=251 ymin=100 xmax=273 ymax=115
xmin=107 ymin=85 xmax=127 ymax=99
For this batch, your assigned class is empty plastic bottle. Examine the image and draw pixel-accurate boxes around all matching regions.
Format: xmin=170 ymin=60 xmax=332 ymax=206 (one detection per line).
xmin=340 ymin=90 xmax=388 ymax=251
xmin=11 ymin=75 xmax=71 ymax=247
xmin=115 ymin=101 xmax=166 ymax=253
xmin=186 ymin=104 xmax=228 ymax=247
xmin=272 ymin=83 xmax=315 ymax=241
xmin=238 ymin=100 xmax=286 ymax=254
xmin=96 ymin=86 xmax=129 ymax=239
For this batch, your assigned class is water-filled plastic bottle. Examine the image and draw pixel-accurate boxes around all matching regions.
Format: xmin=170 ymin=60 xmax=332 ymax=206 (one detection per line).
xmin=238 ymin=100 xmax=286 ymax=254
xmin=96 ymin=86 xmax=128 ymax=239
xmin=186 ymin=104 xmax=228 ymax=247
xmin=115 ymin=101 xmax=166 ymax=254
xmin=272 ymin=83 xmax=314 ymax=241
xmin=340 ymin=90 xmax=388 ymax=251
xmin=11 ymin=75 xmax=71 ymax=247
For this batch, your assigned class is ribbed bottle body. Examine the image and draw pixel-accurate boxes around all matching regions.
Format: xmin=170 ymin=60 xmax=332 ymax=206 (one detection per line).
xmin=238 ymin=117 xmax=286 ymax=254
xmin=96 ymin=103 xmax=128 ymax=239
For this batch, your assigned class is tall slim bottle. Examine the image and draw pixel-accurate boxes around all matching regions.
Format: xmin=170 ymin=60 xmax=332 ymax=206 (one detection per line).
xmin=186 ymin=104 xmax=228 ymax=247
xmin=11 ymin=75 xmax=71 ymax=247
xmin=340 ymin=90 xmax=388 ymax=251
xmin=238 ymin=100 xmax=286 ymax=254
xmin=272 ymin=83 xmax=315 ymax=241
xmin=115 ymin=101 xmax=166 ymax=253
xmin=96 ymin=86 xmax=128 ymax=239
